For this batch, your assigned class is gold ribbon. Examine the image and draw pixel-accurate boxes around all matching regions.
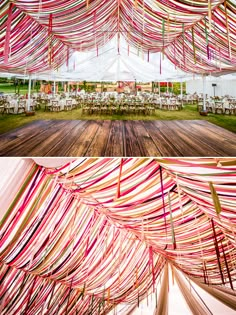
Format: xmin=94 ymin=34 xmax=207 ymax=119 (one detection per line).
xmin=209 ymin=182 xmax=222 ymax=215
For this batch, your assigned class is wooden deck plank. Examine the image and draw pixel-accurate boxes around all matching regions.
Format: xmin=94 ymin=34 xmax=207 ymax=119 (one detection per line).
xmin=189 ymin=120 xmax=236 ymax=156
xmin=162 ymin=120 xmax=222 ymax=156
xmin=85 ymin=120 xmax=112 ymax=156
xmin=172 ymin=120 xmax=228 ymax=156
xmin=0 ymin=120 xmax=58 ymax=155
xmin=142 ymin=121 xmax=182 ymax=156
xmin=45 ymin=120 xmax=89 ymax=156
xmin=0 ymin=120 xmax=235 ymax=157
xmin=29 ymin=120 xmax=82 ymax=156
xmin=123 ymin=120 xmax=142 ymax=156
xmin=105 ymin=121 xmax=124 ymax=156
xmin=67 ymin=120 xmax=100 ymax=156
xmin=152 ymin=121 xmax=203 ymax=156
xmin=2 ymin=121 xmax=72 ymax=156
xmin=131 ymin=121 xmax=161 ymax=156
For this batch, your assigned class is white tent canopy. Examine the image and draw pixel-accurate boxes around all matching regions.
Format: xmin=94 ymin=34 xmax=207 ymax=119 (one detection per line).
xmin=2 ymin=36 xmax=235 ymax=83
xmin=0 ymin=36 xmax=192 ymax=82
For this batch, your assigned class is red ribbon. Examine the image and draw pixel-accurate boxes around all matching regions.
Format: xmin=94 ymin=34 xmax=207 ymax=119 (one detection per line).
xmin=116 ymin=158 xmax=123 ymax=198
xmin=149 ymin=246 xmax=155 ymax=292
xmin=160 ymin=166 xmax=167 ymax=236
xmin=4 ymin=3 xmax=13 ymax=64
xmin=221 ymin=240 xmax=233 ymax=290
xmin=211 ymin=219 xmax=225 ymax=284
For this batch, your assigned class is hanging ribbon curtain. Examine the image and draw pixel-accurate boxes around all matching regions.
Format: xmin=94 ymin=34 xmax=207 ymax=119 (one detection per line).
xmin=204 ymin=17 xmax=210 ymax=60
xmin=182 ymin=23 xmax=185 ymax=67
xmin=1 ymin=0 xmax=236 ymax=74
xmin=209 ymin=181 xmax=222 ymax=215
xmin=191 ymin=27 xmax=196 ymax=64
xmin=224 ymin=0 xmax=232 ymax=58
xmin=48 ymin=13 xmax=53 ymax=66
xmin=208 ymin=0 xmax=212 ymax=31
xmin=0 ymin=156 xmax=236 ymax=315
xmin=3 ymin=3 xmax=14 ymax=64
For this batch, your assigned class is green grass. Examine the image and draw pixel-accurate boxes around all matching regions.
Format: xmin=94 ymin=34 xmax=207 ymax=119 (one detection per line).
xmin=0 ymin=83 xmax=38 ymax=95
xmin=0 ymin=105 xmax=235 ymax=135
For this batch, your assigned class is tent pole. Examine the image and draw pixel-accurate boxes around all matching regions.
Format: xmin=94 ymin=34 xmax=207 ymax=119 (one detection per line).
xmin=203 ymin=75 xmax=206 ymax=111
xmin=27 ymin=75 xmax=32 ymax=111
xmin=53 ymin=81 xmax=56 ymax=96
xmin=158 ymin=82 xmax=161 ymax=97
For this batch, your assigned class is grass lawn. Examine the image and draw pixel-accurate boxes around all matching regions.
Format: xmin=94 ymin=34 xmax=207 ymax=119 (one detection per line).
xmin=0 ymin=83 xmax=38 ymax=95
xmin=0 ymin=105 xmax=235 ymax=134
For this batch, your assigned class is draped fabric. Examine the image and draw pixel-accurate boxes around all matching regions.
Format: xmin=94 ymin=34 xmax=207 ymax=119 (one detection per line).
xmin=1 ymin=1 xmax=236 ymax=75
xmin=190 ymin=276 xmax=236 ymax=310
xmin=173 ymin=267 xmax=212 ymax=315
xmin=0 ymin=158 xmax=35 ymax=221
xmin=153 ymin=263 xmax=168 ymax=315
xmin=0 ymin=157 xmax=236 ymax=314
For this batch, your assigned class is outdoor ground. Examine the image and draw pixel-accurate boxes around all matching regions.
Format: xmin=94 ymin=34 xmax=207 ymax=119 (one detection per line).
xmin=0 ymin=82 xmax=38 ymax=95
xmin=0 ymin=105 xmax=235 ymax=135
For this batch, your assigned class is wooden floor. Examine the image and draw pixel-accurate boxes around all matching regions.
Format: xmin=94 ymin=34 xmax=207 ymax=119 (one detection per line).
xmin=0 ymin=120 xmax=235 ymax=156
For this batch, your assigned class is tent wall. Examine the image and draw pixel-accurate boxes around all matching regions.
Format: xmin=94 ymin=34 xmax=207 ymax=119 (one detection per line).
xmin=0 ymin=158 xmax=34 ymax=221
xmin=186 ymin=79 xmax=236 ymax=97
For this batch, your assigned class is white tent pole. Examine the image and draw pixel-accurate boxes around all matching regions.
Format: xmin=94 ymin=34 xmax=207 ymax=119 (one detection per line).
xmin=53 ymin=80 xmax=56 ymax=96
xmin=167 ymin=81 xmax=169 ymax=93
xmin=158 ymin=82 xmax=161 ymax=97
xmin=117 ymin=55 xmax=120 ymax=83
xmin=27 ymin=75 xmax=32 ymax=111
xmin=180 ymin=81 xmax=183 ymax=107
xmin=203 ymin=75 xmax=206 ymax=111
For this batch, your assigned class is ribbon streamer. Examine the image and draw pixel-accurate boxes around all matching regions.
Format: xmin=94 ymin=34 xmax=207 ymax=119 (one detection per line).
xmin=211 ymin=219 xmax=225 ymax=284
xmin=48 ymin=13 xmax=53 ymax=65
xmin=224 ymin=1 xmax=232 ymax=58
xmin=182 ymin=23 xmax=185 ymax=66
xmin=4 ymin=3 xmax=14 ymax=64
xmin=168 ymin=191 xmax=176 ymax=250
xmin=209 ymin=182 xmax=221 ymax=215
xmin=116 ymin=158 xmax=123 ymax=199
xmin=192 ymin=27 xmax=196 ymax=64
xmin=208 ymin=0 xmax=212 ymax=31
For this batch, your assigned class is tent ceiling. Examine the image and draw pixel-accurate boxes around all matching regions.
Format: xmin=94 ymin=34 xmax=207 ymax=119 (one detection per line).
xmin=1 ymin=158 xmax=236 ymax=314
xmin=0 ymin=0 xmax=236 ymax=77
